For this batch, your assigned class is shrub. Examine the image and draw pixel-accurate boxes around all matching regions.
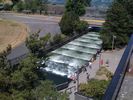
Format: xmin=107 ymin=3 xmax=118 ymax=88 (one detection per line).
xmin=3 ymin=3 xmax=12 ymax=10
xmin=50 ymin=34 xmax=66 ymax=45
xmin=79 ymin=79 xmax=110 ymax=99
xmin=13 ymin=1 xmax=24 ymax=12
xmin=75 ymin=21 xmax=88 ymax=34
xmin=59 ymin=11 xmax=80 ymax=36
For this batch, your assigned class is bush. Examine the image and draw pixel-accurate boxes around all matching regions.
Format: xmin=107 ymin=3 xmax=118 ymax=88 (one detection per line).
xmin=79 ymin=79 xmax=110 ymax=99
xmin=13 ymin=1 xmax=24 ymax=12
xmin=26 ymin=32 xmax=67 ymax=57
xmin=3 ymin=3 xmax=12 ymax=10
xmin=50 ymin=34 xmax=66 ymax=45
xmin=59 ymin=11 xmax=80 ymax=36
xmin=75 ymin=21 xmax=88 ymax=34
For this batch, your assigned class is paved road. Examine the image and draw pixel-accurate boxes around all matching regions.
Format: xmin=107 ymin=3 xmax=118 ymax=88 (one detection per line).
xmin=0 ymin=13 xmax=104 ymax=60
xmin=0 ymin=13 xmax=61 ymax=59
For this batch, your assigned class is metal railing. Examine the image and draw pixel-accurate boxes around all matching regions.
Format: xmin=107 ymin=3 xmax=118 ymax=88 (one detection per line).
xmin=103 ymin=34 xmax=133 ymax=100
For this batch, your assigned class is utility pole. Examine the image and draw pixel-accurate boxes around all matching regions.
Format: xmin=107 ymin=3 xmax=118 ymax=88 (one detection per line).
xmin=112 ymin=35 xmax=116 ymax=51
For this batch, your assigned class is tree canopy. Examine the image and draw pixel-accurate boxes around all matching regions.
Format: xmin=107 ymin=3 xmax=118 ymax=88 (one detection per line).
xmin=59 ymin=0 xmax=89 ymax=36
xmin=100 ymin=0 xmax=133 ymax=49
xmin=59 ymin=11 xmax=80 ymax=36
xmin=65 ymin=0 xmax=89 ymax=16
xmin=0 ymin=51 xmax=67 ymax=100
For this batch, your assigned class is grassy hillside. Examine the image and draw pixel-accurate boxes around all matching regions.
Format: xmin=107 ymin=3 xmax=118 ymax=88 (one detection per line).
xmin=0 ymin=19 xmax=28 ymax=52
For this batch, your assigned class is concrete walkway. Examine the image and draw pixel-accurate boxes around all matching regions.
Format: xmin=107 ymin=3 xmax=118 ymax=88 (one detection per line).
xmin=63 ymin=48 xmax=125 ymax=100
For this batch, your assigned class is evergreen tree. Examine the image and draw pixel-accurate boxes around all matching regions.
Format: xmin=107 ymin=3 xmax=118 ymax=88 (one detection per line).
xmin=123 ymin=0 xmax=133 ymax=25
xmin=59 ymin=11 xmax=80 ymax=35
xmin=0 ymin=53 xmax=64 ymax=100
xmin=60 ymin=0 xmax=89 ymax=36
xmin=65 ymin=0 xmax=88 ymax=16
xmin=101 ymin=1 xmax=133 ymax=49
xmin=0 ymin=47 xmax=12 ymax=100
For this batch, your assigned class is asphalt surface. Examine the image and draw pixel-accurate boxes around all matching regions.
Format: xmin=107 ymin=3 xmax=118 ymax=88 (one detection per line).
xmin=0 ymin=13 xmax=104 ymax=60
xmin=0 ymin=13 xmax=61 ymax=59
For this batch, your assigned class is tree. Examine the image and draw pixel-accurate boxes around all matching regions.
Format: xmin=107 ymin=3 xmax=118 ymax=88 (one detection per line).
xmin=59 ymin=11 xmax=80 ymax=36
xmin=37 ymin=0 xmax=48 ymax=15
xmin=75 ymin=21 xmax=88 ymax=33
xmin=100 ymin=1 xmax=133 ymax=49
xmin=0 ymin=47 xmax=12 ymax=100
xmin=13 ymin=1 xmax=24 ymax=12
xmin=26 ymin=31 xmax=52 ymax=57
xmin=85 ymin=0 xmax=92 ymax=6
xmin=0 ymin=52 xmax=66 ymax=100
xmin=10 ymin=54 xmax=59 ymax=100
xmin=65 ymin=0 xmax=88 ymax=16
xmin=11 ymin=0 xmax=20 ymax=5
xmin=60 ymin=0 xmax=89 ymax=36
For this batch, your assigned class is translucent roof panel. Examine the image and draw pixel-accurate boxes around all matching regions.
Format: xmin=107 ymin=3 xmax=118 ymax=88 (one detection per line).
xmin=44 ymin=32 xmax=102 ymax=78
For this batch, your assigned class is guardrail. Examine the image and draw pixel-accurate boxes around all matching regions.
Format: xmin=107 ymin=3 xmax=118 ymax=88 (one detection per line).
xmin=103 ymin=34 xmax=133 ymax=100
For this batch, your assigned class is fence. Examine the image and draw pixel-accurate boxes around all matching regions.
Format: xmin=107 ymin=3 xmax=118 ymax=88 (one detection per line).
xmin=103 ymin=34 xmax=133 ymax=100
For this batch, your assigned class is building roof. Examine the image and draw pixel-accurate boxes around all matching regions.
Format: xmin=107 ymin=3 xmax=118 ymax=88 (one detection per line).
xmin=44 ymin=32 xmax=102 ymax=79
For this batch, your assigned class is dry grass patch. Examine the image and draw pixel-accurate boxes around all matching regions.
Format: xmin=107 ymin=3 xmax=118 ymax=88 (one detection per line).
xmin=0 ymin=19 xmax=28 ymax=52
xmin=95 ymin=67 xmax=113 ymax=80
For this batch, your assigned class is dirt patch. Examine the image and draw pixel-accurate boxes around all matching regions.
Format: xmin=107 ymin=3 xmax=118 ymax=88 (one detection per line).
xmin=0 ymin=19 xmax=28 ymax=52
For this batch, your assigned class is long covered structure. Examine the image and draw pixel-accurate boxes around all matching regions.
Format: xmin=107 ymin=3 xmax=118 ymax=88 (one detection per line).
xmin=44 ymin=32 xmax=102 ymax=80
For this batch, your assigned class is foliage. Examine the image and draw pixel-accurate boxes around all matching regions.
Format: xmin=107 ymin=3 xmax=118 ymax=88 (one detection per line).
xmin=11 ymin=0 xmax=20 ymax=5
xmin=100 ymin=1 xmax=133 ymax=49
xmin=79 ymin=79 xmax=110 ymax=99
xmin=26 ymin=31 xmax=51 ymax=57
xmin=85 ymin=0 xmax=92 ymax=6
xmin=59 ymin=11 xmax=80 ymax=36
xmin=3 ymin=3 xmax=12 ymax=10
xmin=75 ymin=21 xmax=88 ymax=34
xmin=13 ymin=0 xmax=48 ymax=14
xmin=38 ymin=0 xmax=48 ymax=14
xmin=123 ymin=0 xmax=133 ymax=18
xmin=26 ymin=31 xmax=66 ymax=57
xmin=60 ymin=0 xmax=89 ymax=36
xmin=0 ymin=48 xmax=12 ymax=100
xmin=50 ymin=34 xmax=66 ymax=45
xmin=0 ymin=51 xmax=67 ymax=100
xmin=13 ymin=1 xmax=24 ymax=12
xmin=65 ymin=0 xmax=89 ymax=16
